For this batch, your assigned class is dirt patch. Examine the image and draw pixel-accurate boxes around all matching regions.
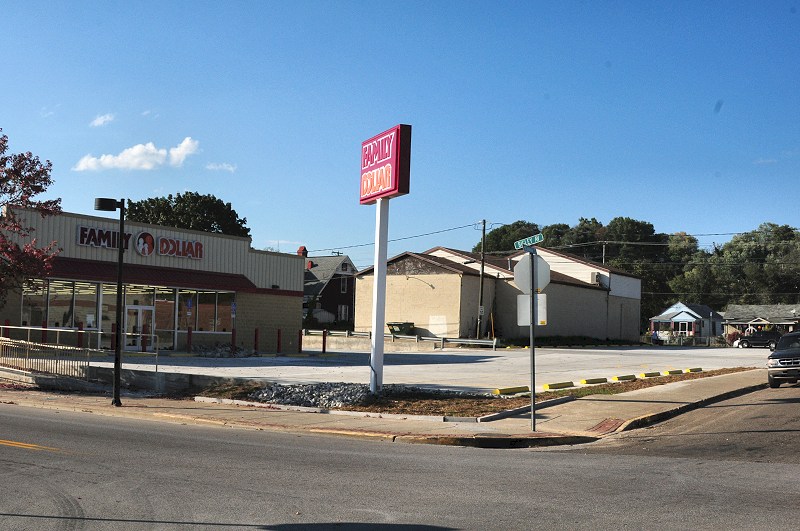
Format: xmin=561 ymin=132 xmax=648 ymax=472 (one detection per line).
xmin=198 ymin=367 xmax=751 ymax=418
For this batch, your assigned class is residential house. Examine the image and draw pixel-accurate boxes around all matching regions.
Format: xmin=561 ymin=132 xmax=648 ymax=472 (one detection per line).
xmin=297 ymin=246 xmax=357 ymax=329
xmin=722 ymin=304 xmax=800 ymax=335
xmin=649 ymin=302 xmax=723 ymax=340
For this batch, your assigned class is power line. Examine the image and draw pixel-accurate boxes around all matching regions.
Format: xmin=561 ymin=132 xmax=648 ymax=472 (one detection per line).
xmin=307 ymin=223 xmax=476 ymax=253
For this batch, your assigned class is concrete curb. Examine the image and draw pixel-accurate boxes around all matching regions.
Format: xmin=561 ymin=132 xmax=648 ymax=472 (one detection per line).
xmin=477 ymin=396 xmax=576 ymax=422
xmin=394 ymin=433 xmax=599 ymax=449
xmin=616 ymin=381 xmax=769 ymax=433
xmin=194 ymin=396 xmax=449 ymax=422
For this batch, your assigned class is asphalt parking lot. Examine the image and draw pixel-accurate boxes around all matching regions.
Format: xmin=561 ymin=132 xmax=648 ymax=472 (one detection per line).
xmin=93 ymin=346 xmax=770 ymax=393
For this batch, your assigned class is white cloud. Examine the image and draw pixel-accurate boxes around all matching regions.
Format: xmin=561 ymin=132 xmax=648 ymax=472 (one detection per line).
xmin=40 ymin=105 xmax=59 ymax=118
xmin=206 ymin=162 xmax=237 ymax=173
xmin=753 ymin=158 xmax=778 ymax=165
xmin=169 ymin=137 xmax=200 ymax=166
xmin=90 ymin=113 xmax=115 ymax=127
xmin=72 ymin=137 xmax=199 ymax=171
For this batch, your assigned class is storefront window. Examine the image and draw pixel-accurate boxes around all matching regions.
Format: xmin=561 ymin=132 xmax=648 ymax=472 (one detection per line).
xmin=73 ymin=282 xmax=99 ymax=329
xmin=197 ymin=291 xmax=216 ymax=331
xmin=126 ymin=285 xmax=155 ymax=307
xmin=217 ymin=292 xmax=235 ymax=332
xmin=21 ymin=280 xmax=47 ymax=327
xmin=101 ymin=283 xmax=120 ymax=342
xmin=154 ymin=287 xmax=175 ymax=331
xmin=154 ymin=287 xmax=176 ymax=350
xmin=177 ymin=290 xmax=197 ymax=330
xmin=47 ymin=280 xmax=75 ymax=328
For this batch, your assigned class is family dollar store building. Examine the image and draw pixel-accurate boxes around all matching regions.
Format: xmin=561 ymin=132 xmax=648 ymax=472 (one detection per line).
xmin=0 ymin=207 xmax=304 ymax=354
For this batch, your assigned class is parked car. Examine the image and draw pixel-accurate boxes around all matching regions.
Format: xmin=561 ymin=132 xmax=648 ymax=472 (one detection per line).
xmin=767 ymin=331 xmax=800 ymax=388
xmin=737 ymin=330 xmax=782 ymax=349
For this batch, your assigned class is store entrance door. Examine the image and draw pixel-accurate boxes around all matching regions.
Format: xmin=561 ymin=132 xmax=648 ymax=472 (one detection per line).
xmin=125 ymin=305 xmax=155 ymax=351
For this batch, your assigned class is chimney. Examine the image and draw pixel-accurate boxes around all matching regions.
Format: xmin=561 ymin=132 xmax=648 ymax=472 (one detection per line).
xmin=307 ymin=260 xmax=314 ymax=270
xmin=297 ymin=245 xmax=308 ymax=257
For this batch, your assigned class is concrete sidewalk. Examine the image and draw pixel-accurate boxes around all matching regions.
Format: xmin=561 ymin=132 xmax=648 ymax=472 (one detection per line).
xmin=0 ymin=369 xmax=767 ymax=448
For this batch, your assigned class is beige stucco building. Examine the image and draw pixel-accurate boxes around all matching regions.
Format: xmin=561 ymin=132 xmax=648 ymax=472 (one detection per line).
xmin=1 ymin=207 xmax=304 ymax=353
xmin=355 ymin=247 xmax=641 ymax=342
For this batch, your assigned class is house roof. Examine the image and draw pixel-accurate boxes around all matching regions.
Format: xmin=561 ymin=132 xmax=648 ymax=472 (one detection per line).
xmin=357 ymin=248 xmax=604 ymax=290
xmin=510 ymin=246 xmax=640 ymax=279
xmin=722 ymin=304 xmax=800 ymax=324
xmin=650 ymin=302 xmax=722 ymax=321
xmin=303 ymin=255 xmax=356 ymax=298
xmin=356 ymin=251 xmax=481 ymax=276
xmin=423 ymin=246 xmax=516 ymax=274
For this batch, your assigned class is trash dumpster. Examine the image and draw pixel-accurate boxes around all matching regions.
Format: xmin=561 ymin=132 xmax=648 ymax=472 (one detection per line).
xmin=387 ymin=322 xmax=415 ymax=335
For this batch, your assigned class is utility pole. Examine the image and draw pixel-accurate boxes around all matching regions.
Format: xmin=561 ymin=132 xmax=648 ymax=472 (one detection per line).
xmin=476 ymin=219 xmax=486 ymax=338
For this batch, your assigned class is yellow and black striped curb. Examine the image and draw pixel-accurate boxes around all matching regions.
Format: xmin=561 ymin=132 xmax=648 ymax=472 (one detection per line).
xmin=491 ymin=385 xmax=530 ymax=395
xmin=542 ymin=368 xmax=704 ymax=390
xmin=543 ymin=381 xmax=574 ymax=390
xmin=580 ymin=377 xmax=608 ymax=384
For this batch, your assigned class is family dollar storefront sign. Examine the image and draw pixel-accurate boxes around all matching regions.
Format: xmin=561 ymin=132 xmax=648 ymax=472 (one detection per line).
xmin=360 ymin=124 xmax=412 ymax=205
xmin=78 ymin=225 xmax=204 ymax=260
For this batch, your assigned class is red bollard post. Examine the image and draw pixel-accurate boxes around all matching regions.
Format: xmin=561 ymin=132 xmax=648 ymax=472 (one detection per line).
xmin=254 ymin=328 xmax=260 ymax=354
xmin=231 ymin=327 xmax=237 ymax=354
xmin=322 ymin=329 xmax=328 ymax=354
xmin=77 ymin=322 xmax=84 ymax=348
xmin=42 ymin=320 xmax=47 ymax=343
xmin=277 ymin=328 xmax=282 ymax=355
xmin=298 ymin=329 xmax=303 ymax=354
xmin=187 ymin=326 xmax=193 ymax=353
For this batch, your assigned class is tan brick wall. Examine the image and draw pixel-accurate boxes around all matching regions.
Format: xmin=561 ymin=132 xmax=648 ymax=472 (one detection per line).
xmin=355 ymin=274 xmax=465 ymax=337
xmin=235 ymin=292 xmax=302 ymax=353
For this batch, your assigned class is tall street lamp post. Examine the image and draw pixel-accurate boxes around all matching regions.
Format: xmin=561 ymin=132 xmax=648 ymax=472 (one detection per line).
xmin=94 ymin=198 xmax=125 ymax=407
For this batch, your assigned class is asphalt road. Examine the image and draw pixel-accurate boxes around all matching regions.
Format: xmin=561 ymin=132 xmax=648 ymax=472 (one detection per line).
xmin=95 ymin=345 xmax=770 ymax=393
xmin=564 ymin=383 xmax=800 ymax=463
xmin=3 ymin=387 xmax=800 ymax=530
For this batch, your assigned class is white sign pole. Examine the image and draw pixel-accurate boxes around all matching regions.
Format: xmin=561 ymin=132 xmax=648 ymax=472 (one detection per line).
xmin=369 ymin=197 xmax=390 ymax=393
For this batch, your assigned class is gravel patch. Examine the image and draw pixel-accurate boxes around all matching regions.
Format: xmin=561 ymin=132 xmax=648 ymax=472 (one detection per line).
xmin=247 ymin=382 xmax=485 ymax=409
xmin=191 ymin=344 xmax=256 ymax=358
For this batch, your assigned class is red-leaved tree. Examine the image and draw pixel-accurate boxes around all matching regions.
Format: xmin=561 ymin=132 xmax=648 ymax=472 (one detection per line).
xmin=0 ymin=128 xmax=62 ymax=307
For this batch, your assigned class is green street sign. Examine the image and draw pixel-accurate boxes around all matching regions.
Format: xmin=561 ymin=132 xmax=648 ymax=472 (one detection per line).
xmin=514 ymin=233 xmax=544 ymax=250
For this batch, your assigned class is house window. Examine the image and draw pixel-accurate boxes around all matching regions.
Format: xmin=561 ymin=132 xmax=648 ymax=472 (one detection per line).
xmin=338 ymin=305 xmax=349 ymax=322
xmin=341 ymin=263 xmax=349 ymax=272
xmin=340 ymin=277 xmax=347 ymax=294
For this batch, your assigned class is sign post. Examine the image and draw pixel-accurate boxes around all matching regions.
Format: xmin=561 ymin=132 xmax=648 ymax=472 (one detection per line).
xmin=513 ymin=234 xmax=547 ymax=430
xmin=360 ymin=124 xmax=412 ymax=394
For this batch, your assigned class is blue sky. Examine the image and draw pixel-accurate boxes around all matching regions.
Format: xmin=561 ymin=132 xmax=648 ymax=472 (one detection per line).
xmin=3 ymin=1 xmax=798 ymax=269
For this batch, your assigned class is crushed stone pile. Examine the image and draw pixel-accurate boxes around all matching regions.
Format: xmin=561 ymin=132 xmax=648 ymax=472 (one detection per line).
xmin=248 ymin=382 xmax=485 ymax=409
xmin=191 ymin=344 xmax=255 ymax=358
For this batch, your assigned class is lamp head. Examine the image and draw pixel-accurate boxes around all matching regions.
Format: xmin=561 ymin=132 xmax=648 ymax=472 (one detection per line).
xmin=95 ymin=198 xmax=121 ymax=211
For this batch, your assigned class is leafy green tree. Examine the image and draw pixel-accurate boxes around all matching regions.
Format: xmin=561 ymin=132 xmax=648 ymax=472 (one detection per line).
xmin=0 ymin=129 xmax=62 ymax=306
xmin=540 ymin=223 xmax=570 ymax=248
xmin=472 ymin=220 xmax=539 ymax=253
xmin=127 ymin=192 xmax=250 ymax=237
xmin=557 ymin=217 xmax=607 ymax=262
xmin=672 ymin=223 xmax=800 ymax=307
